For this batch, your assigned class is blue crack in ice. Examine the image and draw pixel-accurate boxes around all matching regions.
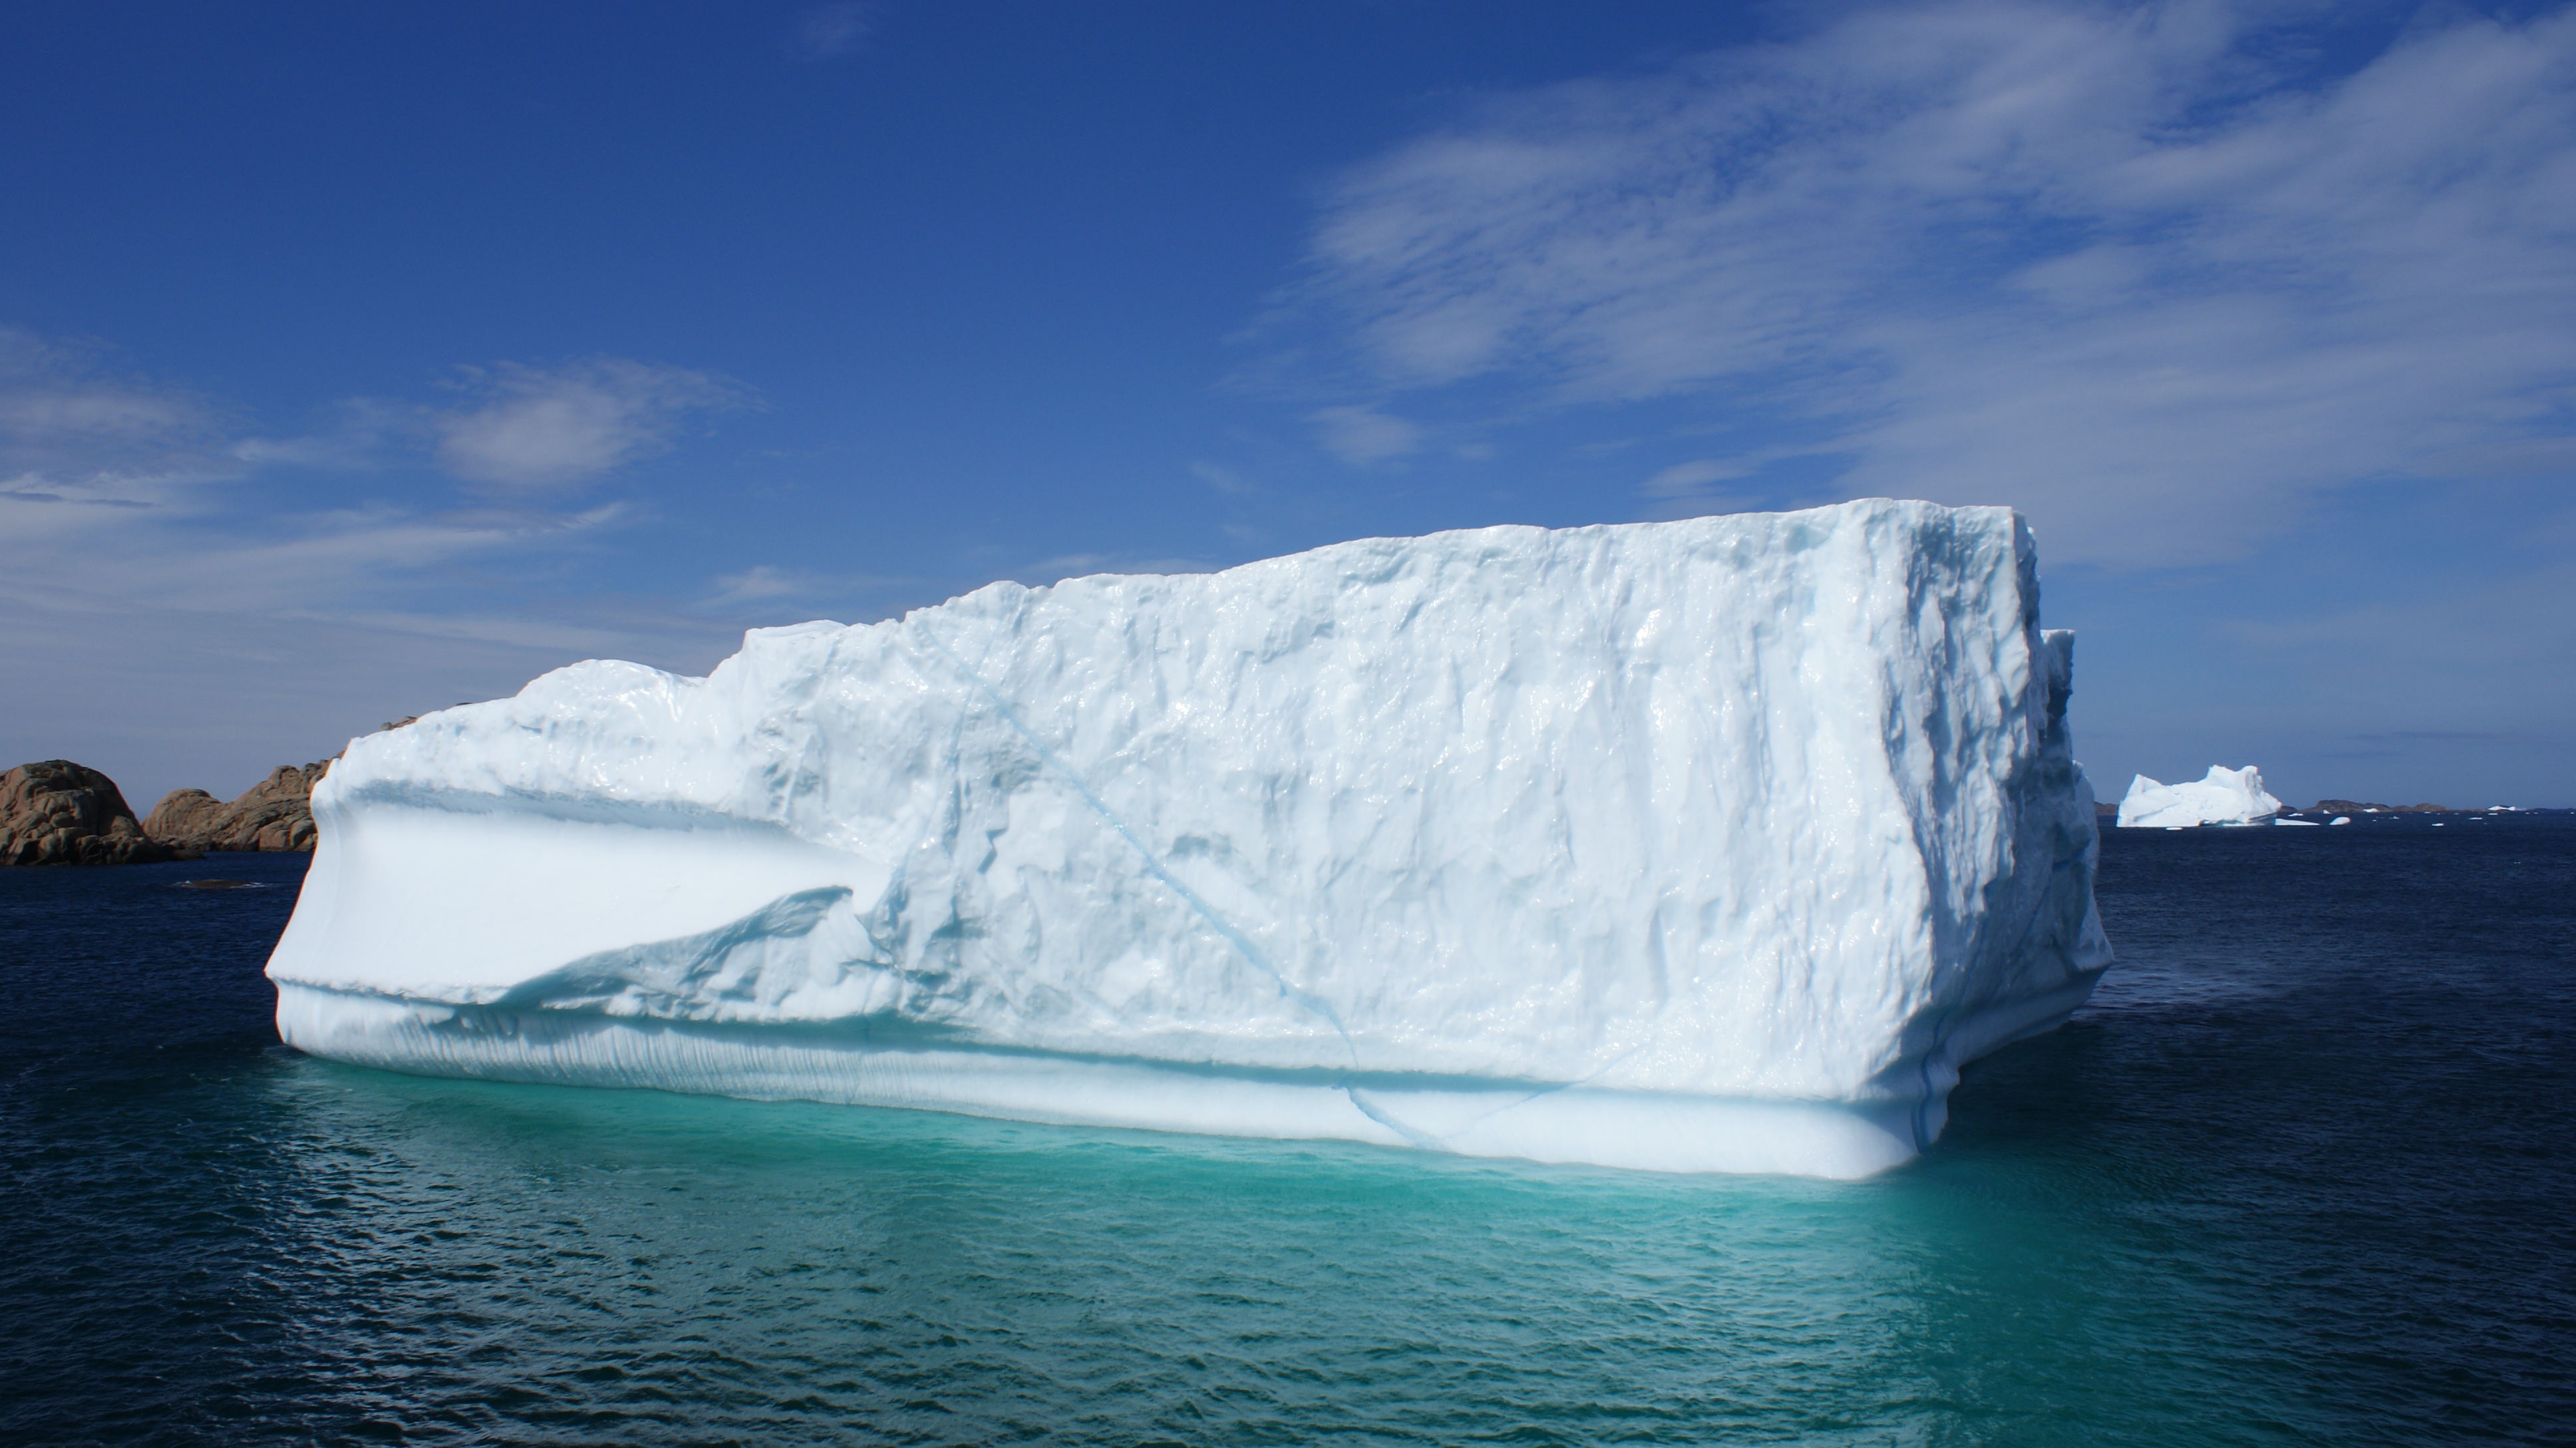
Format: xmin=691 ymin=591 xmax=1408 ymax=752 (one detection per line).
xmin=908 ymin=616 xmax=1359 ymax=1057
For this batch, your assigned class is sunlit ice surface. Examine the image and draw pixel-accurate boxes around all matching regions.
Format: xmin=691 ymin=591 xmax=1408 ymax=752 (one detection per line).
xmin=268 ymin=500 xmax=2108 ymax=1178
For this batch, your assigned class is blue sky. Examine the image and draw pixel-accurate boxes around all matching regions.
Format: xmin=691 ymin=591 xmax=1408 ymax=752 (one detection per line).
xmin=4 ymin=0 xmax=2571 ymax=811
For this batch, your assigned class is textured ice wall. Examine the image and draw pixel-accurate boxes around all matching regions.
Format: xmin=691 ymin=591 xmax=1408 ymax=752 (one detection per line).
xmin=2116 ymin=766 xmax=2284 ymax=828
xmin=269 ymin=499 xmax=2111 ymax=1178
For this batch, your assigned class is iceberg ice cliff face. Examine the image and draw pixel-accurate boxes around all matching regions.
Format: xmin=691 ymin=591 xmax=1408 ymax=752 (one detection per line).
xmin=268 ymin=499 xmax=2111 ymax=1178
xmin=2116 ymin=767 xmax=2284 ymax=828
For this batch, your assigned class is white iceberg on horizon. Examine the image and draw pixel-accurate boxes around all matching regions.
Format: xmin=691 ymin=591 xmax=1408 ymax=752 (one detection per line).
xmin=2116 ymin=766 xmax=2285 ymax=828
xmin=266 ymin=499 xmax=2111 ymax=1180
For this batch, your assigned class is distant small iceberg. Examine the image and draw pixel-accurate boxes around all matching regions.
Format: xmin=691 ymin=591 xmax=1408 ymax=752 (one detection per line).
xmin=2116 ymin=766 xmax=2285 ymax=828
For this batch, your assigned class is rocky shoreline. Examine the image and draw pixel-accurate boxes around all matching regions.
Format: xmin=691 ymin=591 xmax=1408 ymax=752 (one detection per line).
xmin=1 ymin=758 xmax=330 ymax=866
xmin=0 ymin=761 xmax=184 ymax=866
xmin=2 ymin=717 xmax=418 ymax=866
xmin=144 ymin=763 xmax=333 ymax=854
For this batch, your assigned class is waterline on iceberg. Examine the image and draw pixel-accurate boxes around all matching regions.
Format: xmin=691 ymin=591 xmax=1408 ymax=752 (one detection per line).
xmin=273 ymin=977 xmax=2102 ymax=1180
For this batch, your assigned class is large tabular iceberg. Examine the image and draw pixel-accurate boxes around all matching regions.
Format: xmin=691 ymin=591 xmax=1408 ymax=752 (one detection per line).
xmin=2116 ymin=766 xmax=2284 ymax=828
xmin=269 ymin=499 xmax=2111 ymax=1178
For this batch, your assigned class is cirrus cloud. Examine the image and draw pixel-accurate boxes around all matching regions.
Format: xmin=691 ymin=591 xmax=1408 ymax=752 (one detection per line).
xmin=0 ymin=325 xmax=232 ymax=506
xmin=432 ymin=358 xmax=752 ymax=490
xmin=1308 ymin=403 xmax=1424 ymax=465
xmin=1287 ymin=0 xmax=2576 ymax=565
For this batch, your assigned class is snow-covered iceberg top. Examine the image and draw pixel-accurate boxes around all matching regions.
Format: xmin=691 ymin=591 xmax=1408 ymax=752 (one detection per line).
xmin=269 ymin=498 xmax=2111 ymax=1179
xmin=2116 ymin=766 xmax=2284 ymax=828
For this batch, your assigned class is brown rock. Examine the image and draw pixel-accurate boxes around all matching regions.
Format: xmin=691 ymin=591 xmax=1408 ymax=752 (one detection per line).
xmin=137 ymin=713 xmax=426 ymax=856
xmin=2309 ymin=798 xmax=2462 ymax=815
xmin=1 ymin=761 xmax=185 ymax=866
xmin=145 ymin=787 xmax=228 ymax=842
xmin=147 ymin=761 xmax=332 ymax=853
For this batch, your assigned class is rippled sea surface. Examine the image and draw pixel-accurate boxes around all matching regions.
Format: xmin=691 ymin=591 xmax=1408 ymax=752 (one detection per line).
xmin=5 ymin=816 xmax=2573 ymax=1445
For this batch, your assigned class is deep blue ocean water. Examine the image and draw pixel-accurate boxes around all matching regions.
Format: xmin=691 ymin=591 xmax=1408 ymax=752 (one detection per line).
xmin=3 ymin=815 xmax=2571 ymax=1446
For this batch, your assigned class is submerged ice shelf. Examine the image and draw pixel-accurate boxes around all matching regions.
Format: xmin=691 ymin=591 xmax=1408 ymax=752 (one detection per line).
xmin=268 ymin=499 xmax=2112 ymax=1178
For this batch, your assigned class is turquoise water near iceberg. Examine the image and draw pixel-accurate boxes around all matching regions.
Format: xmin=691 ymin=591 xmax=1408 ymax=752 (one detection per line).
xmin=4 ymin=816 xmax=2571 ymax=1445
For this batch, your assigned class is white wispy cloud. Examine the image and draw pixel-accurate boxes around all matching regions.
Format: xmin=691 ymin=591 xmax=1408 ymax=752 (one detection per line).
xmin=707 ymin=564 xmax=806 ymax=606
xmin=1289 ymin=1 xmax=2576 ymax=564
xmin=790 ymin=2 xmax=873 ymax=61
xmin=0 ymin=326 xmax=233 ymax=508
xmin=0 ymin=330 xmax=778 ymax=803
xmin=1191 ymin=460 xmax=1259 ymax=495
xmin=0 ymin=473 xmax=700 ymax=806
xmin=697 ymin=563 xmax=907 ymax=615
xmin=431 ymin=358 xmax=750 ymax=490
xmin=231 ymin=398 xmax=404 ymax=472
xmin=0 ymin=496 xmax=631 ymax=623
xmin=1637 ymin=457 xmax=1760 ymax=520
xmin=1309 ymin=403 xmax=1424 ymax=465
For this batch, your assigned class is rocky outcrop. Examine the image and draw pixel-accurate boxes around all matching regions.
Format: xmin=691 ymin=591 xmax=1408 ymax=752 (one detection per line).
xmin=1 ymin=761 xmax=184 ymax=866
xmin=3 ymin=717 xmax=428 ymax=864
xmin=139 ymin=718 xmax=428 ymax=853
xmin=144 ymin=787 xmax=230 ymax=843
xmin=2305 ymin=799 xmax=2460 ymax=814
xmin=146 ymin=761 xmax=331 ymax=853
